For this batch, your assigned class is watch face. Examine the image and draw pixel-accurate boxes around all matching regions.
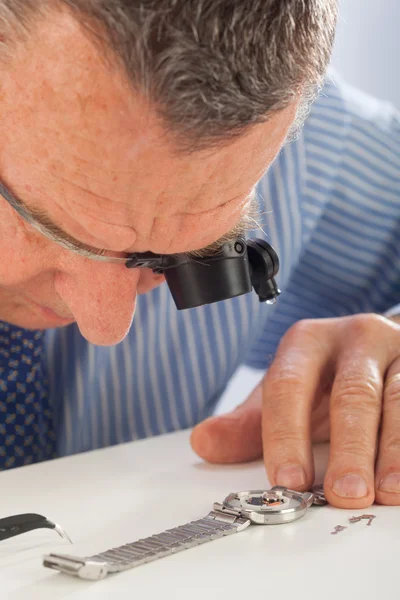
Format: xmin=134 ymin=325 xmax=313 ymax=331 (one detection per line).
xmin=222 ymin=489 xmax=307 ymax=525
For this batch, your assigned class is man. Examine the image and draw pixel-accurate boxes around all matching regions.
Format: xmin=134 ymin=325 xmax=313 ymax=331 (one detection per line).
xmin=0 ymin=0 xmax=399 ymax=511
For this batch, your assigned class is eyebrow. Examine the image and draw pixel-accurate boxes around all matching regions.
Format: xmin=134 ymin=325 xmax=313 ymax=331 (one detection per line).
xmin=0 ymin=180 xmax=258 ymax=262
xmin=0 ymin=181 xmax=127 ymax=262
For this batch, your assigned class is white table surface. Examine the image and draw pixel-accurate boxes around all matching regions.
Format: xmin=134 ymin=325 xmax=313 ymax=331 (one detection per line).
xmin=0 ymin=425 xmax=399 ymax=600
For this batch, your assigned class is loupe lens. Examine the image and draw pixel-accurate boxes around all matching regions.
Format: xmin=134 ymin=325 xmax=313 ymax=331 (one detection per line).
xmin=165 ymin=245 xmax=252 ymax=309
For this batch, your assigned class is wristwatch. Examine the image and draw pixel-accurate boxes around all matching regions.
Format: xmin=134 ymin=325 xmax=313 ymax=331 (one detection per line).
xmin=43 ymin=485 xmax=326 ymax=581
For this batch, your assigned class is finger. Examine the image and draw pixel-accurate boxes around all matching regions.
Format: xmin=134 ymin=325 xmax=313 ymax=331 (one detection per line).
xmin=262 ymin=320 xmax=334 ymax=492
xmin=324 ymin=348 xmax=383 ymax=509
xmin=375 ymin=357 xmax=400 ymax=505
xmin=190 ymin=383 xmax=263 ymax=463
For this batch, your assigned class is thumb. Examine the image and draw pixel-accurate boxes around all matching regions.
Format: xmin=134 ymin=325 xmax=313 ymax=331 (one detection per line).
xmin=190 ymin=383 xmax=263 ymax=463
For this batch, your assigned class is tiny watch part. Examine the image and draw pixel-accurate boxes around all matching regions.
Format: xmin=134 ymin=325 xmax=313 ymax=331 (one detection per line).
xmin=310 ymin=484 xmax=328 ymax=506
xmin=331 ymin=525 xmax=347 ymax=535
xmin=43 ymin=487 xmax=316 ymax=581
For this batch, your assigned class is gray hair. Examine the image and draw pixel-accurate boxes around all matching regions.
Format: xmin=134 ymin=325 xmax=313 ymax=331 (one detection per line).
xmin=0 ymin=0 xmax=337 ymax=149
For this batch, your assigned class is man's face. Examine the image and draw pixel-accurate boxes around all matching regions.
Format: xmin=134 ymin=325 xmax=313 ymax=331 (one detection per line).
xmin=0 ymin=11 xmax=297 ymax=345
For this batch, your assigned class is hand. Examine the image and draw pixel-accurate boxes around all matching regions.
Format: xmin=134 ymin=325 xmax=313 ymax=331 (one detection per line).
xmin=191 ymin=313 xmax=400 ymax=508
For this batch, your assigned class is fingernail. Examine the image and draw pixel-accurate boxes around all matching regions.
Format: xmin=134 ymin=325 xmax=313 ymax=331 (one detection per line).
xmin=276 ymin=464 xmax=307 ymax=489
xmin=379 ymin=473 xmax=400 ymax=493
xmin=332 ymin=474 xmax=368 ymax=498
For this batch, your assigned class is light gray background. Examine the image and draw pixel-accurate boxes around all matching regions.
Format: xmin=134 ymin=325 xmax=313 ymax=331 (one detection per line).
xmin=331 ymin=0 xmax=399 ymax=108
xmin=216 ymin=0 xmax=399 ymax=415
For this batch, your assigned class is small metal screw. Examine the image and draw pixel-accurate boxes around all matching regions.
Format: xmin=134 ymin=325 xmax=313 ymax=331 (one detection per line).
xmin=349 ymin=514 xmax=376 ymax=527
xmin=349 ymin=516 xmax=363 ymax=524
xmin=331 ymin=525 xmax=347 ymax=535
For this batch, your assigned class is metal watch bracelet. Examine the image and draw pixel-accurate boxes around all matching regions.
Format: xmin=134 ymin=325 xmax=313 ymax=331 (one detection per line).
xmin=43 ymin=510 xmax=250 ymax=581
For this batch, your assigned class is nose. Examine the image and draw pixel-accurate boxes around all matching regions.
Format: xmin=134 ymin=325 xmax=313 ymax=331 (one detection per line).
xmin=54 ymin=257 xmax=142 ymax=346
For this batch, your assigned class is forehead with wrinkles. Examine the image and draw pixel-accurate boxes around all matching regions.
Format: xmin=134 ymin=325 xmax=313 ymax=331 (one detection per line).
xmin=0 ymin=10 xmax=293 ymax=255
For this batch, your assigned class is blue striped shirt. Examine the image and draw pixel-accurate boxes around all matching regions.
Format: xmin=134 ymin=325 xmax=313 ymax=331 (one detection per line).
xmin=44 ymin=72 xmax=400 ymax=459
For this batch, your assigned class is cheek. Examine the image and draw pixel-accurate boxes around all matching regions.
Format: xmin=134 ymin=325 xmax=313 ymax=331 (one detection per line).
xmin=136 ymin=269 xmax=166 ymax=295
